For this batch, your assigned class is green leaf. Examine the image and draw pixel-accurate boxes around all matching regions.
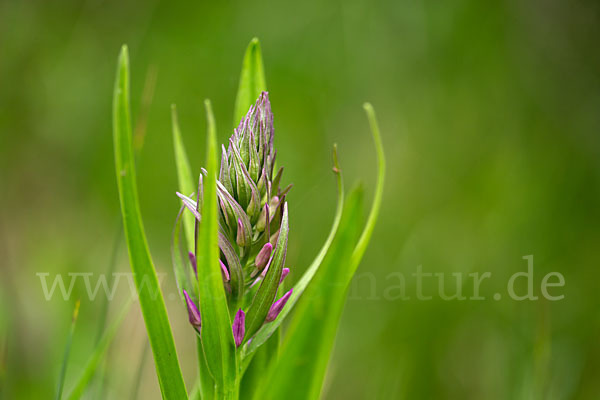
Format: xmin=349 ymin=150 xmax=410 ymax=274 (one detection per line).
xmin=196 ymin=336 xmax=215 ymax=400
xmin=233 ymin=38 xmax=266 ymax=127
xmin=196 ymin=99 xmax=238 ymax=394
xmin=66 ymin=299 xmax=132 ymax=400
xmin=244 ymin=203 xmax=288 ymax=341
xmin=171 ymin=104 xmax=196 ymax=253
xmin=239 ymin=328 xmax=280 ymax=400
xmin=112 ymin=45 xmax=188 ymax=399
xmin=243 ymin=145 xmax=344 ymax=355
xmin=352 ymin=103 xmax=385 ymax=266
xmin=255 ymin=104 xmax=385 ymax=399
xmin=255 ymin=186 xmax=364 ymax=400
xmin=55 ymin=300 xmax=80 ymax=400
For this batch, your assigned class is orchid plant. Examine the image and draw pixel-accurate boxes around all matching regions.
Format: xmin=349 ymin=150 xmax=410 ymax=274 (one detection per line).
xmin=112 ymin=38 xmax=385 ymax=399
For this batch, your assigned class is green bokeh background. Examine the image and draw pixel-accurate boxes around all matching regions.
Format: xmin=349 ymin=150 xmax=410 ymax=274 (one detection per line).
xmin=1 ymin=0 xmax=599 ymax=398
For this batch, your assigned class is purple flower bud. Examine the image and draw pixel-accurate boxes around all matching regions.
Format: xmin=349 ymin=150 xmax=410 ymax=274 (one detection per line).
xmin=255 ymin=243 xmax=272 ymax=270
xmin=183 ymin=290 xmax=201 ymax=330
xmin=266 ymin=289 xmax=293 ymax=322
xmin=280 ymin=267 xmax=289 ymax=284
xmin=236 ymin=218 xmax=246 ymax=247
xmin=220 ymin=259 xmax=230 ymax=282
xmin=188 ymin=252 xmax=197 ymax=277
xmin=232 ymin=308 xmax=246 ymax=347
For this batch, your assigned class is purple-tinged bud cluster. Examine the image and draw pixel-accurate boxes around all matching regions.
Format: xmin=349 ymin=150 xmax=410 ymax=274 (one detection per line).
xmin=176 ymin=92 xmax=292 ymax=348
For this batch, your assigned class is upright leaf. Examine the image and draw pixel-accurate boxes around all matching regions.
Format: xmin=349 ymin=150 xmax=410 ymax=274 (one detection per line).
xmin=244 ymin=145 xmax=344 ymax=355
xmin=196 ymin=99 xmax=238 ymax=395
xmin=244 ymin=203 xmax=288 ymax=340
xmin=233 ymin=38 xmax=266 ymax=127
xmin=254 ymin=104 xmax=385 ymax=399
xmin=255 ymin=187 xmax=364 ymax=400
xmin=112 ymin=45 xmax=187 ymax=399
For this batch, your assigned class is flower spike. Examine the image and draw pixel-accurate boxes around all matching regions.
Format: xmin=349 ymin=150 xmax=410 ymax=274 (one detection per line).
xmin=175 ymin=92 xmax=292 ymax=344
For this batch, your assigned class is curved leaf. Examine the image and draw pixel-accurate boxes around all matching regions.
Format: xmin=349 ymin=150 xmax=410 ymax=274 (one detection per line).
xmin=254 ymin=104 xmax=385 ymax=399
xmin=243 ymin=145 xmax=344 ymax=355
xmin=244 ymin=203 xmax=289 ymax=341
xmin=254 ymin=186 xmax=364 ymax=400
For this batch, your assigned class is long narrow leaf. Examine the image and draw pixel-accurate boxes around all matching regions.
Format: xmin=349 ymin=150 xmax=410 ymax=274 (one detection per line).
xmin=233 ymin=38 xmax=266 ymax=127
xmin=243 ymin=145 xmax=344 ymax=355
xmin=66 ymin=299 xmax=132 ymax=400
xmin=239 ymin=327 xmax=280 ymax=400
xmin=196 ymin=99 xmax=238 ymax=394
xmin=112 ymin=45 xmax=187 ymax=399
xmin=351 ymin=103 xmax=385 ymax=266
xmin=255 ymin=186 xmax=364 ymax=400
xmin=255 ymin=104 xmax=385 ymax=399
xmin=244 ymin=204 xmax=288 ymax=340
xmin=55 ymin=300 xmax=80 ymax=400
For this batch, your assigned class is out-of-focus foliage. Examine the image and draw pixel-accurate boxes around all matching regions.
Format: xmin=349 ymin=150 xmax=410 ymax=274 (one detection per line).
xmin=1 ymin=0 xmax=599 ymax=399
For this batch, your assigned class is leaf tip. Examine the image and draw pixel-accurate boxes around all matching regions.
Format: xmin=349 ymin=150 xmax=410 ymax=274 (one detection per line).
xmin=118 ymin=44 xmax=129 ymax=65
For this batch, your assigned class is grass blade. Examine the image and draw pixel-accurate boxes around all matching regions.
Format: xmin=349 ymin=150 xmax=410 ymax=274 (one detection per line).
xmin=66 ymin=299 xmax=132 ymax=400
xmin=233 ymin=38 xmax=266 ymax=127
xmin=243 ymin=145 xmax=344 ymax=355
xmin=112 ymin=45 xmax=188 ymax=399
xmin=55 ymin=300 xmax=80 ymax=400
xmin=255 ymin=186 xmax=364 ymax=400
xmin=196 ymin=99 xmax=238 ymax=394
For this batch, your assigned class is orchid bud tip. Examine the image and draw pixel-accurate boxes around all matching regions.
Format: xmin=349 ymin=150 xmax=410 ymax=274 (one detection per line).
xmin=233 ymin=309 xmax=246 ymax=347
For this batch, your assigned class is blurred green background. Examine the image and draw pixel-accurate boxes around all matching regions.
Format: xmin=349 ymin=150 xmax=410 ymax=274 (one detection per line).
xmin=1 ymin=0 xmax=599 ymax=398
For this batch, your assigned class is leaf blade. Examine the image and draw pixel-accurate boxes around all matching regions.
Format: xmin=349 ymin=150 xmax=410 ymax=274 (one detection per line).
xmin=255 ymin=104 xmax=385 ymax=399
xmin=243 ymin=145 xmax=344 ymax=355
xmin=112 ymin=45 xmax=188 ymax=399
xmin=233 ymin=38 xmax=266 ymax=127
xmin=352 ymin=103 xmax=385 ymax=266
xmin=255 ymin=186 xmax=364 ymax=400
xmin=196 ymin=99 xmax=238 ymax=392
xmin=244 ymin=203 xmax=288 ymax=340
